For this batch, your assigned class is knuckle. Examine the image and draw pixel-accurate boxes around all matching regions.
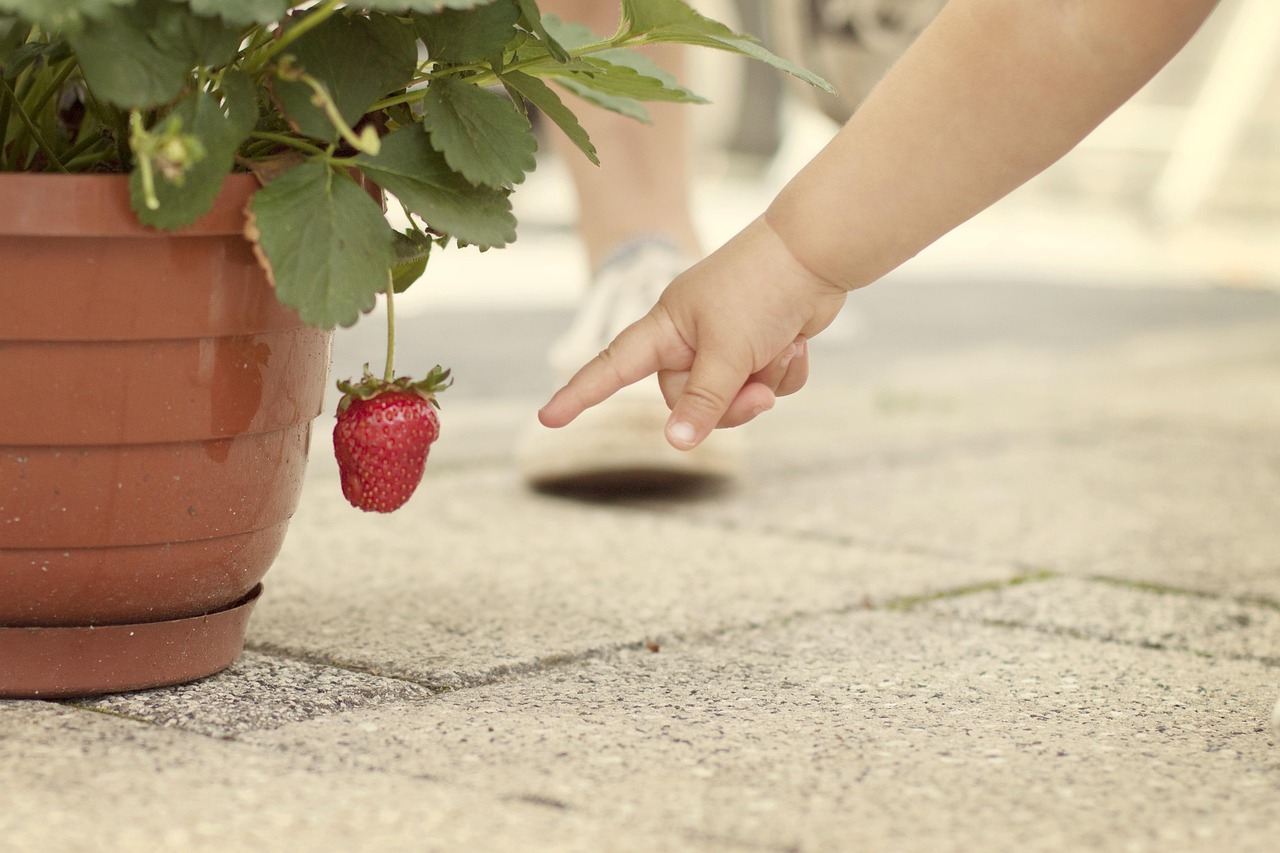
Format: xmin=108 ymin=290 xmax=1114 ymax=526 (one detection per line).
xmin=593 ymin=343 xmax=626 ymax=382
xmin=680 ymin=383 xmax=731 ymax=414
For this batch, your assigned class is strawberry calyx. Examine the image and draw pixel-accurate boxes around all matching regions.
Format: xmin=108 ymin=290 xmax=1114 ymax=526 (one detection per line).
xmin=335 ymin=363 xmax=452 ymax=415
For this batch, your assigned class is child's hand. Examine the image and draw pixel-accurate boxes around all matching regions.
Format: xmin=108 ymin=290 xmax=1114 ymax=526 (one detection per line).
xmin=538 ymin=216 xmax=848 ymax=450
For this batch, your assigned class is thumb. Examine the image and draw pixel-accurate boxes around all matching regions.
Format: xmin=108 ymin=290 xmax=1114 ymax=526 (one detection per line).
xmin=662 ymin=352 xmax=748 ymax=450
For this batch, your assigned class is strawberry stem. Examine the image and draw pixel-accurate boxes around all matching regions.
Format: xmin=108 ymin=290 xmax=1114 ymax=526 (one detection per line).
xmin=384 ymin=281 xmax=396 ymax=383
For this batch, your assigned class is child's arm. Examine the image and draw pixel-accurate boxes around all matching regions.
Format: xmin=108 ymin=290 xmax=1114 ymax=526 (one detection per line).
xmin=539 ymin=0 xmax=1221 ymax=450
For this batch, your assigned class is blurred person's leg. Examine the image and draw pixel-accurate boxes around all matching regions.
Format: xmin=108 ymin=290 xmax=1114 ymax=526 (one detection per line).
xmin=517 ymin=0 xmax=745 ymax=492
xmin=771 ymin=0 xmax=948 ymax=125
xmin=541 ymin=3 xmax=700 ymax=270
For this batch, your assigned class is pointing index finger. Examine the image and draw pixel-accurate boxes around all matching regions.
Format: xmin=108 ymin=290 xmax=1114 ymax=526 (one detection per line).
xmin=537 ymin=317 xmax=667 ymax=428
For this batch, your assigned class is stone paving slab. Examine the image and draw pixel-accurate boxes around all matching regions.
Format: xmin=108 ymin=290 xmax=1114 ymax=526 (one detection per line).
xmin=746 ymin=314 xmax=1280 ymax=476
xmin=612 ymin=316 xmax=1280 ymax=597
xmin=249 ymin=463 xmax=1013 ymax=694
xmin=0 ymin=701 xmax=725 ymax=853
xmin=240 ymin=609 xmax=1280 ymax=853
xmin=916 ymin=574 xmax=1280 ymax=665
xmin=6 ymin=280 xmax=1278 ymax=851
xmin=72 ymin=651 xmax=434 ymax=737
xmin=669 ymin=422 xmax=1280 ymax=594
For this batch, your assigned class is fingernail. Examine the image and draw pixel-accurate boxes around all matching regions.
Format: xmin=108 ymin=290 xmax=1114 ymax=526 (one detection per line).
xmin=667 ymin=420 xmax=697 ymax=447
xmin=777 ymin=343 xmax=798 ymax=372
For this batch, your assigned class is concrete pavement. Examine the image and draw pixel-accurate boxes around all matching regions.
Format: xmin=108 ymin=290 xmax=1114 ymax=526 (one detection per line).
xmin=4 ymin=261 xmax=1279 ymax=850
xmin=9 ymin=11 xmax=1280 ymax=844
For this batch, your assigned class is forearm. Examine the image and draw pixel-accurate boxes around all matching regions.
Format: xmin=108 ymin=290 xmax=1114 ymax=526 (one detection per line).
xmin=767 ymin=0 xmax=1220 ymax=291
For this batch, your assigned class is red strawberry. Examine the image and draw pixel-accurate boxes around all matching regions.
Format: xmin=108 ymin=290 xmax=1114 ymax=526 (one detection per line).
xmin=333 ymin=365 xmax=450 ymax=513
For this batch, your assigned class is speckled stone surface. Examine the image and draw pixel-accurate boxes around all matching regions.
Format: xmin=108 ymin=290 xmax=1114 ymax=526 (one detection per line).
xmin=0 ymin=701 xmax=723 ymax=852
xmin=72 ymin=651 xmax=435 ymax=737
xmin=4 ymin=275 xmax=1279 ymax=851
xmin=247 ymin=462 xmax=1012 ymax=692
xmin=239 ymin=611 xmax=1280 ymax=853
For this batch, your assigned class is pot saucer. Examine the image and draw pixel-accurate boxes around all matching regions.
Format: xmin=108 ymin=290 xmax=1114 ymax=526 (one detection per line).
xmin=0 ymin=585 xmax=262 ymax=699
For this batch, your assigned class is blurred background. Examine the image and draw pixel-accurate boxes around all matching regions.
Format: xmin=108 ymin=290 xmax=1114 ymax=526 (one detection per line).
xmin=333 ymin=0 xmax=1280 ymax=408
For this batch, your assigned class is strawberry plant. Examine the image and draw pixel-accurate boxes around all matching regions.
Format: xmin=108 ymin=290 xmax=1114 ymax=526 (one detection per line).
xmin=1 ymin=0 xmax=827 ymax=326
xmin=0 ymin=0 xmax=830 ymax=508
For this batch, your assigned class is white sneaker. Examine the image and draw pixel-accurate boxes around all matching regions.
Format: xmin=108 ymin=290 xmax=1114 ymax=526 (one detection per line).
xmin=517 ymin=237 xmax=745 ymax=492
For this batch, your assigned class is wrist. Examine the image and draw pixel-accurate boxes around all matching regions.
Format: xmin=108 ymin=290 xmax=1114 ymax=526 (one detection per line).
xmin=758 ymin=207 xmax=854 ymax=297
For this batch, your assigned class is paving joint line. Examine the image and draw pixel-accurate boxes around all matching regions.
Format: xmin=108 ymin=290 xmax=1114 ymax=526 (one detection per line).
xmin=891 ymin=572 xmax=1280 ymax=666
xmin=47 ymin=571 xmax=1094 ymax=739
xmin=878 ymin=570 xmax=1061 ymax=611
xmin=63 ymin=572 xmax=1273 ymax=736
xmin=1083 ymin=574 xmax=1280 ymax=611
xmin=247 ymin=571 xmax=1066 ymax=694
xmin=965 ymin=616 xmax=1280 ymax=670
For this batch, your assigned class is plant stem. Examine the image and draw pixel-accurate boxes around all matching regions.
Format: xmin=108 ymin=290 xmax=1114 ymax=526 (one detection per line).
xmin=285 ymin=67 xmax=380 ymax=154
xmin=60 ymin=148 xmax=113 ymax=171
xmin=0 ymin=86 xmax=12 ymax=167
xmin=367 ymin=33 xmax=645 ymax=113
xmin=0 ymin=77 xmax=66 ymax=172
xmin=24 ymin=58 xmax=76 ymax=123
xmin=128 ymin=111 xmax=159 ymax=208
xmin=239 ymin=26 xmax=274 ymax=63
xmin=109 ymin=108 xmax=131 ymax=170
xmin=246 ymin=0 xmax=342 ymax=73
xmin=383 ymin=281 xmax=397 ymax=383
xmin=248 ymin=130 xmax=327 ymax=157
xmin=467 ymin=33 xmax=640 ymax=86
xmin=58 ymin=128 xmax=105 ymax=163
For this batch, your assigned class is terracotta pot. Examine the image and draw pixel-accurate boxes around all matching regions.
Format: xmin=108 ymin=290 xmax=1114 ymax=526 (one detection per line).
xmin=0 ymin=173 xmax=331 ymax=698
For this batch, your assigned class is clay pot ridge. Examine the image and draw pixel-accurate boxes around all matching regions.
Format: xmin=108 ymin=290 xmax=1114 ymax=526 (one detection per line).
xmin=1 ymin=174 xmax=333 ymax=697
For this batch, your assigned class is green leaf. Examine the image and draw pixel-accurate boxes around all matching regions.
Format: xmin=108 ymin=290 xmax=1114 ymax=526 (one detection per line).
xmin=545 ymin=56 xmax=707 ymax=105
xmin=621 ymin=0 xmax=719 ymax=34
xmin=0 ymin=16 xmax=24 ymax=70
xmin=543 ymin=15 xmax=700 ymax=97
xmin=421 ymin=77 xmax=535 ymax=189
xmin=390 ymin=230 xmax=432 ymax=293
xmin=355 ymin=124 xmax=516 ymax=249
xmin=157 ymin=5 xmax=241 ymax=68
xmin=699 ymin=35 xmax=835 ymax=95
xmin=501 ymin=69 xmax=596 ymax=165
xmin=272 ymin=11 xmax=417 ymax=143
xmin=69 ymin=15 xmax=188 ymax=107
xmin=620 ymin=0 xmax=834 ymax=94
xmin=219 ymin=67 xmax=261 ymax=132
xmin=548 ymin=77 xmax=648 ymax=123
xmin=513 ymin=16 xmax=702 ymax=123
xmin=0 ymin=0 xmax=132 ymax=32
xmin=68 ymin=0 xmax=243 ymax=108
xmin=513 ymin=0 xmax=568 ymax=63
xmin=1 ymin=30 xmax=44 ymax=82
xmin=416 ymin=0 xmax=520 ymax=64
xmin=247 ymin=162 xmax=396 ymax=329
xmin=129 ymin=71 xmax=259 ymax=229
xmin=186 ymin=0 xmax=290 ymax=26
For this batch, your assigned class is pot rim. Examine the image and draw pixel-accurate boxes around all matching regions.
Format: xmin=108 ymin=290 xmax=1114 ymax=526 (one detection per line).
xmin=0 ymin=172 xmax=260 ymax=238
